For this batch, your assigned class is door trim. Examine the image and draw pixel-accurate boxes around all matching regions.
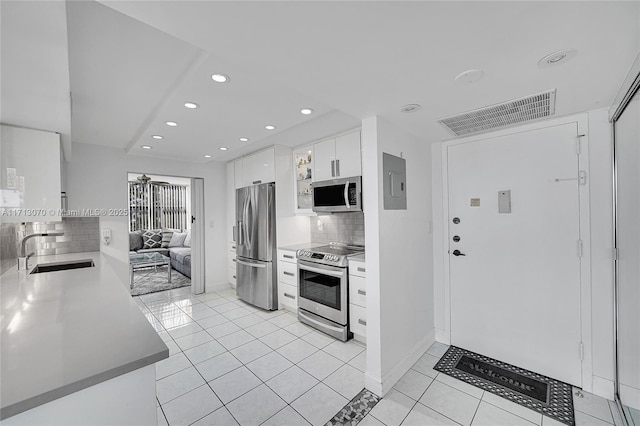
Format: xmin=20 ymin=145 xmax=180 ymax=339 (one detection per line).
xmin=439 ymin=113 xmax=593 ymax=392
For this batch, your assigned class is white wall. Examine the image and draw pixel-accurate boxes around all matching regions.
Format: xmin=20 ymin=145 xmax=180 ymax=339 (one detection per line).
xmin=431 ymin=110 xmax=617 ymax=399
xmin=363 ymin=116 xmax=435 ymax=396
xmin=65 ymin=143 xmax=228 ymax=290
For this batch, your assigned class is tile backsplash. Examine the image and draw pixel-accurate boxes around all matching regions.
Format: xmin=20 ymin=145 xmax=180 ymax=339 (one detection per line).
xmin=310 ymin=212 xmax=365 ymax=245
xmin=0 ymin=223 xmax=18 ymax=275
xmin=17 ymin=217 xmax=100 ymax=257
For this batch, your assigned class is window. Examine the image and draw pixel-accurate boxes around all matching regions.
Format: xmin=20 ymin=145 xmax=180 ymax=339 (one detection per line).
xmin=128 ymin=182 xmax=188 ymax=231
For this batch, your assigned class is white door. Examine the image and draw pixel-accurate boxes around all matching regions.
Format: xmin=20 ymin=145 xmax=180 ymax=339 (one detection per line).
xmin=447 ymin=123 xmax=583 ymax=386
xmin=190 ymin=178 xmax=205 ymax=294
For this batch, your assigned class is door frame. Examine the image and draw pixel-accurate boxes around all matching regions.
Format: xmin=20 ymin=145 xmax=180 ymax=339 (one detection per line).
xmin=439 ymin=113 xmax=593 ymax=392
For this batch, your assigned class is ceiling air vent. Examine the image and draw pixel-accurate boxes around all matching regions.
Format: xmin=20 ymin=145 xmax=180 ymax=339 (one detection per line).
xmin=437 ymin=89 xmax=557 ymax=137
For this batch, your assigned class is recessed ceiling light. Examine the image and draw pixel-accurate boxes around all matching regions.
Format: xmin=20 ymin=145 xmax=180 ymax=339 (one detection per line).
xmin=265 ymin=125 xmax=276 ymax=130
xmin=538 ymin=49 xmax=578 ymax=68
xmin=300 ymin=108 xmax=314 ymax=115
xmin=165 ymin=121 xmax=178 ymax=127
xmin=219 ymin=147 xmax=228 ymax=151
xmin=239 ymin=137 xmax=249 ymax=142
xmin=184 ymin=102 xmax=199 ymax=109
xmin=151 ymin=135 xmax=164 ymax=140
xmin=211 ymin=73 xmax=230 ymax=83
xmin=203 ymin=154 xmax=212 ymax=158
xmin=141 ymin=145 xmax=152 ymax=149
xmin=400 ymin=104 xmax=422 ymax=113
xmin=454 ymin=69 xmax=484 ymax=85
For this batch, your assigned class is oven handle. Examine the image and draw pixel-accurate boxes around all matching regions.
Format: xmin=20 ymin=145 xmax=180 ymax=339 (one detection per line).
xmin=236 ymin=259 xmax=266 ymax=269
xmin=299 ymin=310 xmax=345 ymax=333
xmin=298 ymin=261 xmax=345 ymax=278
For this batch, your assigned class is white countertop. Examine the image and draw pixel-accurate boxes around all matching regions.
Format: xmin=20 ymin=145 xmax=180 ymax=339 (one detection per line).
xmin=0 ymin=251 xmax=168 ymax=420
xmin=278 ymin=242 xmax=325 ymax=251
xmin=349 ymin=253 xmax=366 ymax=262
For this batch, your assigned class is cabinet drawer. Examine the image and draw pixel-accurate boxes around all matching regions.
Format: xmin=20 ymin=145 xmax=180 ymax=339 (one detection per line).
xmin=278 ymin=261 xmax=297 ymax=285
xmin=279 ymin=283 xmax=298 ymax=309
xmin=349 ymin=304 xmax=367 ymax=338
xmin=228 ymin=255 xmax=237 ymax=270
xmin=349 ymin=275 xmax=367 ymax=308
xmin=278 ymin=249 xmax=297 ymax=263
xmin=228 ymin=241 xmax=237 ymax=252
xmin=349 ymin=259 xmax=366 ymax=277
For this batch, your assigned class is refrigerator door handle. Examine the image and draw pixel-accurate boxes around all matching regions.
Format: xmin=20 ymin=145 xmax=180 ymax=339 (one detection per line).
xmin=237 ymin=221 xmax=243 ymax=245
xmin=236 ymin=259 xmax=267 ymax=268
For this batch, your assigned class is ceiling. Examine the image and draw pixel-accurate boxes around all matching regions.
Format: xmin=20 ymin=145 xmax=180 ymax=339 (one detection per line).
xmin=2 ymin=1 xmax=639 ymax=164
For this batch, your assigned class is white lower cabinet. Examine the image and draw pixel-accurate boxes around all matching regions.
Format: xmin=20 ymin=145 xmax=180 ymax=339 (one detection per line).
xmin=277 ymin=249 xmax=298 ymax=312
xmin=349 ymin=258 xmax=366 ymax=344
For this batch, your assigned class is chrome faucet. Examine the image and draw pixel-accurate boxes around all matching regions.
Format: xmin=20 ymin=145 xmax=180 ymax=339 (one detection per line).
xmin=18 ymin=232 xmax=64 ymax=270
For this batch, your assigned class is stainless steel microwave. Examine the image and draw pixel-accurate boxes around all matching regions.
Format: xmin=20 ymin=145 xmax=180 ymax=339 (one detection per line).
xmin=312 ymin=176 xmax=362 ymax=213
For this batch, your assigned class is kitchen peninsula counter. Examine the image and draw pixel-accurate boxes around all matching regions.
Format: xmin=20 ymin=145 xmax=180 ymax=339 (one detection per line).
xmin=0 ymin=251 xmax=168 ymax=421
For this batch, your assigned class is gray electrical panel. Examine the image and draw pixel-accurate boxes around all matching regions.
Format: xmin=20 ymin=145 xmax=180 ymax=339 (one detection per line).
xmin=383 ymin=152 xmax=407 ymax=210
xmin=498 ymin=190 xmax=511 ymax=213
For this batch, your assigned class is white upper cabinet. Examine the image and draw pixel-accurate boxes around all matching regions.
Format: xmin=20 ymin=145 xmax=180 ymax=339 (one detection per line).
xmin=0 ymin=125 xmax=62 ymax=222
xmin=334 ymin=131 xmax=362 ymax=178
xmin=234 ymin=158 xmax=243 ymax=189
xmin=313 ymin=139 xmax=336 ymax=182
xmin=242 ymin=148 xmax=275 ymax=187
xmin=313 ymin=130 xmax=361 ymax=181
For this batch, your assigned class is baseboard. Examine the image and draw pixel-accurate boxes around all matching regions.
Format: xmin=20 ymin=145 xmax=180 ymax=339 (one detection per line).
xmin=620 ymin=383 xmax=640 ymax=411
xmin=591 ymin=375 xmax=614 ymax=400
xmin=365 ymin=329 xmax=435 ymax=398
xmin=435 ymin=328 xmax=449 ymax=345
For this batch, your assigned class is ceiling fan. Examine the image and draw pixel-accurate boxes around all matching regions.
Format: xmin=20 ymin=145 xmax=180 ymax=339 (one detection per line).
xmin=132 ymin=174 xmax=169 ymax=185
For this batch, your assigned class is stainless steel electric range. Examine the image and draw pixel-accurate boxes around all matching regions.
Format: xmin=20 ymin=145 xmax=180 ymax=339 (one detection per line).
xmin=296 ymin=243 xmax=364 ymax=341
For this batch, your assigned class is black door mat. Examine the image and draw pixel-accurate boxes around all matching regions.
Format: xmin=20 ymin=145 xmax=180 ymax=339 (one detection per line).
xmin=325 ymin=388 xmax=380 ymax=426
xmin=434 ymin=346 xmax=575 ymax=426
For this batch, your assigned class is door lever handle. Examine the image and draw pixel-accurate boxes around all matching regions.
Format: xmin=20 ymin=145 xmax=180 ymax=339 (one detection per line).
xmin=452 ymin=250 xmax=466 ymax=256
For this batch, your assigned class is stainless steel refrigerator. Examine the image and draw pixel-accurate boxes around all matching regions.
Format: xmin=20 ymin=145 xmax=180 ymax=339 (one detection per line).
xmin=235 ymin=183 xmax=278 ymax=310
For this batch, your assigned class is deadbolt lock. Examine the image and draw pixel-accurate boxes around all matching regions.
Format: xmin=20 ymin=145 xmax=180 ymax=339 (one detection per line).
xmin=452 ymin=217 xmax=461 ymax=224
xmin=453 ymin=235 xmax=461 ymax=242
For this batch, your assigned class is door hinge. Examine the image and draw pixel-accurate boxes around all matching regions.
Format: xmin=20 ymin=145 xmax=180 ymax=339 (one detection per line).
xmin=579 ymin=342 xmax=584 ymax=360
xmin=576 ymin=134 xmax=585 ymax=154
xmin=577 ymin=240 xmax=583 ymax=258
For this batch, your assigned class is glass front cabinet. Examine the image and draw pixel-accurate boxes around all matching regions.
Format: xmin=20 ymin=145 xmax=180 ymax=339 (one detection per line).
xmin=293 ymin=145 xmax=315 ymax=215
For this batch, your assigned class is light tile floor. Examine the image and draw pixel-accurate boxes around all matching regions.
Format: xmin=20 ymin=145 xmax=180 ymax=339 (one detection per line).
xmin=136 ymin=287 xmax=627 ymax=426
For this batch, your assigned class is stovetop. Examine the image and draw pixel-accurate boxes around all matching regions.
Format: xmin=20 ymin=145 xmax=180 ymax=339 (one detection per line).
xmin=297 ymin=243 xmax=364 ymax=268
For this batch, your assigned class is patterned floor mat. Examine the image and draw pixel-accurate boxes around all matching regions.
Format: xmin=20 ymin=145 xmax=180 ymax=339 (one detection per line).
xmin=434 ymin=346 xmax=575 ymax=426
xmin=325 ymin=388 xmax=381 ymax=426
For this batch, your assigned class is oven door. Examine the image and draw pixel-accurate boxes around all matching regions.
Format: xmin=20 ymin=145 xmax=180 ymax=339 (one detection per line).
xmin=297 ymin=259 xmax=348 ymax=325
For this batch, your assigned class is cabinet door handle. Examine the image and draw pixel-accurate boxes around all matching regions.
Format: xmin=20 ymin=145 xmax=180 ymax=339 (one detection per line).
xmin=232 ymin=275 xmax=236 ymax=279
xmin=283 ymin=271 xmax=295 ymax=277
xmin=357 ymin=289 xmax=366 ymax=296
xmin=358 ymin=319 xmax=367 ymax=326
xmin=331 ymin=160 xmax=335 ymax=177
xmin=336 ymin=159 xmax=340 ymax=177
xmin=232 ymin=258 xmax=236 ymax=262
xmin=283 ymin=254 xmax=294 ymax=259
xmin=231 ymin=245 xmax=236 ymax=250
xmin=284 ymin=293 xmax=295 ymax=299
xmin=253 ymin=180 xmax=262 ymax=185
xmin=357 ymin=267 xmax=366 ymax=272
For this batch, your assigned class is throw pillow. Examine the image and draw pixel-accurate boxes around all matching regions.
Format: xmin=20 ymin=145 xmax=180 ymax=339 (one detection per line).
xmin=168 ymin=232 xmax=186 ymax=248
xmin=142 ymin=229 xmax=162 ymax=249
xmin=183 ymin=230 xmax=192 ymax=247
xmin=161 ymin=231 xmax=173 ymax=248
xmin=129 ymin=231 xmax=143 ymax=251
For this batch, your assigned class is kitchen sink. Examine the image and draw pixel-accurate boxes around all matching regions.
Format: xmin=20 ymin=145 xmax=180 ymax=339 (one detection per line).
xmin=30 ymin=259 xmax=95 ymax=274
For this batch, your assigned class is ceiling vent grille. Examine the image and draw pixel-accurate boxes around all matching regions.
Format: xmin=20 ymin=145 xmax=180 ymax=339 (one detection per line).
xmin=437 ymin=89 xmax=557 ymax=137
